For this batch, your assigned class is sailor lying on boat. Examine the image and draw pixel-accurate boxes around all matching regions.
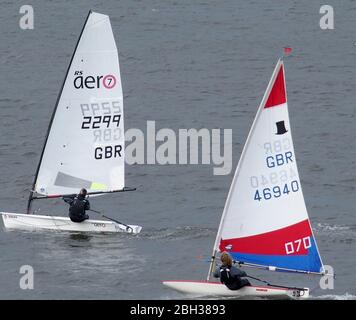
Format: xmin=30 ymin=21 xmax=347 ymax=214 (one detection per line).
xmin=214 ymin=251 xmax=251 ymax=290
xmin=63 ymin=188 xmax=90 ymax=223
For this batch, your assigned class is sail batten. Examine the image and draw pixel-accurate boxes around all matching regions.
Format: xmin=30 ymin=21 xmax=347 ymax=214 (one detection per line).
xmin=210 ymin=60 xmax=324 ymax=276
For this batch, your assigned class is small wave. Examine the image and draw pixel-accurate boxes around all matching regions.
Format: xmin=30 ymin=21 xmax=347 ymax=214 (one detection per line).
xmin=309 ymin=164 xmax=324 ymax=172
xmin=313 ymin=223 xmax=355 ymax=244
xmin=21 ymin=151 xmax=37 ymax=158
xmin=0 ymin=98 xmax=13 ymax=103
xmin=315 ymin=223 xmax=350 ymax=233
xmin=138 ymin=226 xmax=215 ymax=241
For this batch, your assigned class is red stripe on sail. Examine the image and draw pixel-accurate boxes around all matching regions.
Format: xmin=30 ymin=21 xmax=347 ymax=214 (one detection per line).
xmin=219 ymin=219 xmax=312 ymax=255
xmin=264 ymin=65 xmax=286 ymax=108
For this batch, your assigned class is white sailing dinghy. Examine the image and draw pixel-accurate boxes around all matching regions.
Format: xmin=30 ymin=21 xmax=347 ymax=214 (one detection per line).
xmin=1 ymin=11 xmax=142 ymax=234
xmin=163 ymin=59 xmax=325 ymax=298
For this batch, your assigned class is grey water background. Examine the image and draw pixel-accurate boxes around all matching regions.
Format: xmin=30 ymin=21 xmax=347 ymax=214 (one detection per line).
xmin=0 ymin=0 xmax=355 ymax=299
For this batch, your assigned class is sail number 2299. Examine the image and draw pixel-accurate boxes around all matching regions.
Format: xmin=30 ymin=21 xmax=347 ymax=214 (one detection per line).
xmin=253 ymin=180 xmax=299 ymax=201
xmin=82 ymin=115 xmax=121 ymax=129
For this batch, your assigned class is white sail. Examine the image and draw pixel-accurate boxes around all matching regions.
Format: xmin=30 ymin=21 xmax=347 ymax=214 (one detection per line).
xmin=34 ymin=11 xmax=124 ymax=196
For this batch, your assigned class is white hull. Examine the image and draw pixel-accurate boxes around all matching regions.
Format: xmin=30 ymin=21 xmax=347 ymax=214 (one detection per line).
xmin=162 ymin=280 xmax=309 ymax=299
xmin=0 ymin=212 xmax=142 ymax=234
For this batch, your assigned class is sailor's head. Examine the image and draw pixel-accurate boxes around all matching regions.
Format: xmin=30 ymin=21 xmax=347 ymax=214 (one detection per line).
xmin=220 ymin=251 xmax=233 ymax=267
xmin=79 ymin=188 xmax=87 ymax=197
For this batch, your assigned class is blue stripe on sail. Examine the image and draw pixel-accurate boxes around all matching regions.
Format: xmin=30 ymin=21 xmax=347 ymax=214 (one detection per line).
xmin=229 ymin=238 xmax=323 ymax=273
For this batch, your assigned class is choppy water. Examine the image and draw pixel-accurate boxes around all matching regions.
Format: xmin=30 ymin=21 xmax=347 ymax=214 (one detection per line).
xmin=0 ymin=0 xmax=355 ymax=299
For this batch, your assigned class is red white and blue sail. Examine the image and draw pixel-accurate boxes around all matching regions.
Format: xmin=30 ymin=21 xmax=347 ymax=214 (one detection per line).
xmin=214 ymin=60 xmax=324 ymax=274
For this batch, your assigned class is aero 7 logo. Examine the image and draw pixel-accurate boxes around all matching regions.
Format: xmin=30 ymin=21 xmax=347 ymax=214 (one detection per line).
xmin=73 ymin=71 xmax=117 ymax=89
xmin=102 ymin=74 xmax=116 ymax=89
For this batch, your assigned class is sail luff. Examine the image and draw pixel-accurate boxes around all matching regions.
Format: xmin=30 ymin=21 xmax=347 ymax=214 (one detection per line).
xmin=207 ymin=59 xmax=283 ymax=278
xmin=27 ymin=10 xmax=93 ymax=213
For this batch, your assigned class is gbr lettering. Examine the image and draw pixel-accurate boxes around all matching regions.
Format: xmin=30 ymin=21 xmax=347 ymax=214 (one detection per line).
xmin=94 ymin=145 xmax=122 ymax=160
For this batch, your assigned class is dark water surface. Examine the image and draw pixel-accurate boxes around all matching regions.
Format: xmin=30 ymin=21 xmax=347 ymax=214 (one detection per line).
xmin=0 ymin=0 xmax=355 ymax=299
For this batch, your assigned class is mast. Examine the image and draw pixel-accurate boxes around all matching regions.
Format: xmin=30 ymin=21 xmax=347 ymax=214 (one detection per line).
xmin=207 ymin=59 xmax=283 ymax=280
xmin=27 ymin=11 xmax=93 ymax=214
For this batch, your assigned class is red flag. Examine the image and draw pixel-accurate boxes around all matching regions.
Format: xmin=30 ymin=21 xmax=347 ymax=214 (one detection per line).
xmin=284 ymin=47 xmax=292 ymax=54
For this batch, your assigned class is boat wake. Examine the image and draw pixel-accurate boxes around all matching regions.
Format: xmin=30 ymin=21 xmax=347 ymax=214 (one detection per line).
xmin=137 ymin=226 xmax=216 ymax=241
xmin=315 ymin=223 xmax=351 ymax=233
xmin=314 ymin=293 xmax=356 ymax=300
xmin=314 ymin=223 xmax=356 ymax=241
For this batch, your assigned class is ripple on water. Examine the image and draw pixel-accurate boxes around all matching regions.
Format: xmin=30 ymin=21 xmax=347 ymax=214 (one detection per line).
xmin=137 ymin=226 xmax=216 ymax=241
xmin=315 ymin=293 xmax=356 ymax=300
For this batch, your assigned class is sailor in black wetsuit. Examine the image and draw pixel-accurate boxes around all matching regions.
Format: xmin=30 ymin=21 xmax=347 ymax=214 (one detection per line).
xmin=213 ymin=251 xmax=251 ymax=290
xmin=63 ymin=188 xmax=90 ymax=223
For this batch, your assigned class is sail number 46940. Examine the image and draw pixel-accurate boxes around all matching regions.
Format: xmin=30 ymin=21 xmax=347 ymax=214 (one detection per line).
xmin=253 ymin=180 xmax=299 ymax=201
